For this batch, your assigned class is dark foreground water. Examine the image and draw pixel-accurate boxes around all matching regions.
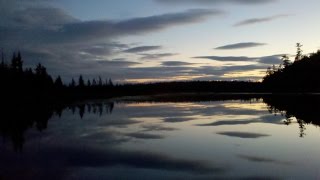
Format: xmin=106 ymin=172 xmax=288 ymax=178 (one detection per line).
xmin=1 ymin=95 xmax=320 ymax=179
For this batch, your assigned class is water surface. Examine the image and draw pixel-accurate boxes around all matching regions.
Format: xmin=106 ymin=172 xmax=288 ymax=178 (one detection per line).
xmin=1 ymin=96 xmax=320 ymax=179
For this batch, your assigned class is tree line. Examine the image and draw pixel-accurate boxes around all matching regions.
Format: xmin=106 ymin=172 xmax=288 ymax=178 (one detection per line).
xmin=2 ymin=44 xmax=320 ymax=102
xmin=263 ymin=43 xmax=320 ymax=92
xmin=0 ymin=51 xmax=116 ymax=101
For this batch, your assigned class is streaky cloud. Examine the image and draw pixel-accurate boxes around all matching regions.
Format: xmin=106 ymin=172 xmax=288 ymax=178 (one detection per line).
xmin=123 ymin=46 xmax=162 ymax=53
xmin=1 ymin=9 xmax=223 ymax=45
xmin=215 ymin=42 xmax=267 ymax=50
xmin=234 ymin=14 xmax=290 ymax=27
xmin=162 ymin=61 xmax=197 ymax=66
xmin=217 ymin=131 xmax=270 ymax=138
xmin=259 ymin=54 xmax=285 ymax=64
xmin=194 ymin=56 xmax=257 ymax=61
xmin=140 ymin=53 xmax=178 ymax=60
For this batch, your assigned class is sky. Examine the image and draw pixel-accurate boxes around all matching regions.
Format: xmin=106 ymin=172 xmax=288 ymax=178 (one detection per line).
xmin=1 ymin=0 xmax=320 ymax=83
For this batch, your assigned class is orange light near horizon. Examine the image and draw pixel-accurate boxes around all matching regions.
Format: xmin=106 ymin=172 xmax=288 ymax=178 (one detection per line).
xmin=223 ymin=69 xmax=265 ymax=79
xmin=122 ymin=75 xmax=213 ymax=84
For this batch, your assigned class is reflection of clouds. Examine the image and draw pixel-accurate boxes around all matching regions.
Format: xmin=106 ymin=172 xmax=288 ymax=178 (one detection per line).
xmin=80 ymin=131 xmax=131 ymax=145
xmin=198 ymin=119 xmax=260 ymax=126
xmin=163 ymin=117 xmax=195 ymax=123
xmin=217 ymin=131 xmax=270 ymax=139
xmin=97 ymin=118 xmax=141 ymax=128
xmin=125 ymin=132 xmax=165 ymax=139
xmin=0 ymin=144 xmax=227 ymax=180
xmin=197 ymin=115 xmax=284 ymax=126
xmin=141 ymin=124 xmax=178 ymax=132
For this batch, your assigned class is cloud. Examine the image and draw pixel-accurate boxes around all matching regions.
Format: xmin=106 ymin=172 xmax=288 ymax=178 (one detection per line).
xmin=216 ymin=131 xmax=270 ymax=138
xmin=259 ymin=54 xmax=284 ymax=64
xmin=234 ymin=14 xmax=290 ymax=27
xmin=19 ymin=9 xmax=220 ymax=45
xmin=215 ymin=42 xmax=267 ymax=50
xmin=2 ymin=9 xmax=223 ymax=45
xmin=123 ymin=46 xmax=162 ymax=53
xmin=81 ymin=42 xmax=129 ymax=56
xmin=96 ymin=60 xmax=140 ymax=67
xmin=193 ymin=54 xmax=285 ymax=66
xmin=156 ymin=0 xmax=276 ymax=5
xmin=194 ymin=56 xmax=258 ymax=61
xmin=0 ymin=5 xmax=223 ymax=81
xmin=140 ymin=53 xmax=178 ymax=60
xmin=162 ymin=61 xmax=197 ymax=66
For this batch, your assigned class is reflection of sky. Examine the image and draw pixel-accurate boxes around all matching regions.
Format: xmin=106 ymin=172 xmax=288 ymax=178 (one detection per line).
xmin=2 ymin=100 xmax=320 ymax=179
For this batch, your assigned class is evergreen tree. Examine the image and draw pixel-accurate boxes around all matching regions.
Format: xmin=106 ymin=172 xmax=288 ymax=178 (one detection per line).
xmin=282 ymin=55 xmax=291 ymax=68
xmin=87 ymin=79 xmax=91 ymax=87
xmin=11 ymin=52 xmax=23 ymax=72
xmin=35 ymin=63 xmax=47 ymax=76
xmin=54 ymin=76 xmax=63 ymax=87
xmin=295 ymin=43 xmax=303 ymax=62
xmin=70 ymin=78 xmax=76 ymax=87
xmin=78 ymin=75 xmax=84 ymax=87
xmin=108 ymin=78 xmax=114 ymax=87
xmin=98 ymin=76 xmax=103 ymax=87
xmin=92 ymin=78 xmax=97 ymax=86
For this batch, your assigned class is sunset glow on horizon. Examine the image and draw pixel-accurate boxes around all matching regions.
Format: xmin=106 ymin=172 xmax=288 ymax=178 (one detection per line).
xmin=1 ymin=0 xmax=320 ymax=82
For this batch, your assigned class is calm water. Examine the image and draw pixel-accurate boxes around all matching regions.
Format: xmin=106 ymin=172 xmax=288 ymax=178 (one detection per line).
xmin=1 ymin=96 xmax=320 ymax=179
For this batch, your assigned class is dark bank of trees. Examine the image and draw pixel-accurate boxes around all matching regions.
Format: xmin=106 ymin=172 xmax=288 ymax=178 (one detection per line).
xmin=1 ymin=52 xmax=55 ymax=100
xmin=2 ymin=43 xmax=320 ymax=103
xmin=0 ymin=52 xmax=116 ymax=101
xmin=0 ymin=51 xmax=265 ymax=102
xmin=263 ymin=43 xmax=320 ymax=92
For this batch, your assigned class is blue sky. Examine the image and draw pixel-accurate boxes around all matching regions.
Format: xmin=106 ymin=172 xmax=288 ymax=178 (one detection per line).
xmin=1 ymin=0 xmax=320 ymax=82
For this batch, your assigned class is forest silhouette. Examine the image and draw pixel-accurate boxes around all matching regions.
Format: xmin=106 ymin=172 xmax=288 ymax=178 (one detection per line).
xmin=2 ymin=44 xmax=320 ymax=103
xmin=1 ymin=44 xmax=320 ymax=149
xmin=263 ymin=43 xmax=320 ymax=92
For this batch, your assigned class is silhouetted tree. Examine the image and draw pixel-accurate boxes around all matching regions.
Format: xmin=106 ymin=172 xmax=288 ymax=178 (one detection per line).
xmin=109 ymin=78 xmax=114 ymax=87
xmin=70 ymin=78 xmax=76 ymax=87
xmin=87 ymin=79 xmax=91 ymax=87
xmin=98 ymin=76 xmax=103 ymax=87
xmin=54 ymin=76 xmax=63 ymax=88
xmin=11 ymin=52 xmax=23 ymax=72
xmin=282 ymin=55 xmax=291 ymax=68
xmin=295 ymin=43 xmax=303 ymax=62
xmin=35 ymin=63 xmax=47 ymax=76
xmin=78 ymin=75 xmax=84 ymax=87
xmin=92 ymin=78 xmax=97 ymax=86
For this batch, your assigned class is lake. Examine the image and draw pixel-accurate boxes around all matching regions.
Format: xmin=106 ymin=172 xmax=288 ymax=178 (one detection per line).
xmin=1 ymin=95 xmax=320 ymax=179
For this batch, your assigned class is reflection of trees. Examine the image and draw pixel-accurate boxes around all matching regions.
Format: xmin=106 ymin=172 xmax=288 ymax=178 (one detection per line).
xmin=264 ymin=95 xmax=320 ymax=137
xmin=71 ymin=102 xmax=114 ymax=119
xmin=0 ymin=100 xmax=56 ymax=151
xmin=0 ymin=100 xmax=114 ymax=151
